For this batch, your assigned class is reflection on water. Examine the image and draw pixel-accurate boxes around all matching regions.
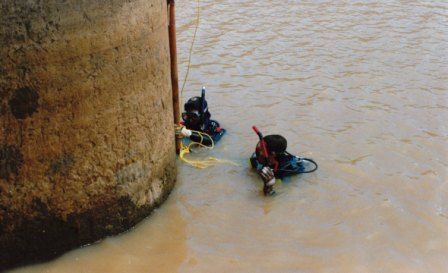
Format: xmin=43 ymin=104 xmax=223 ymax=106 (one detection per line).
xmin=11 ymin=0 xmax=448 ymax=272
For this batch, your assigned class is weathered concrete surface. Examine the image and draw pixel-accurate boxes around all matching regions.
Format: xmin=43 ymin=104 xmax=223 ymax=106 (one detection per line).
xmin=0 ymin=0 xmax=176 ymax=270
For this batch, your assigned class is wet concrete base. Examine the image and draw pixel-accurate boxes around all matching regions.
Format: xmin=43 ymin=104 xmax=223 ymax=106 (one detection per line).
xmin=0 ymin=167 xmax=175 ymax=271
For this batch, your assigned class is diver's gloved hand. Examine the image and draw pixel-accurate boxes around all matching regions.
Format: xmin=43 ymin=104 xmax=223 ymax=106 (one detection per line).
xmin=181 ymin=127 xmax=192 ymax=137
xmin=175 ymin=125 xmax=192 ymax=138
xmin=260 ymin=166 xmax=275 ymax=184
xmin=260 ymin=166 xmax=275 ymax=196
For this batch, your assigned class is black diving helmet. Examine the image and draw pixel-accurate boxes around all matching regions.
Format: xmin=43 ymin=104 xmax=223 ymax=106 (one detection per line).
xmin=182 ymin=87 xmax=210 ymax=129
xmin=182 ymin=109 xmax=201 ymax=125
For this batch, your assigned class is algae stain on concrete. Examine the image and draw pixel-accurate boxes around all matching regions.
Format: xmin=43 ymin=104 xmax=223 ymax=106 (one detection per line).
xmin=0 ymin=144 xmax=23 ymax=180
xmin=115 ymin=161 xmax=164 ymax=207
xmin=48 ymin=154 xmax=75 ymax=177
xmin=8 ymin=87 xmax=39 ymax=120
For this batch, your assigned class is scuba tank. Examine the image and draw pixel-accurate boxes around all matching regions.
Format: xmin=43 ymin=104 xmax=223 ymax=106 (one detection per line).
xmin=200 ymin=86 xmax=210 ymax=129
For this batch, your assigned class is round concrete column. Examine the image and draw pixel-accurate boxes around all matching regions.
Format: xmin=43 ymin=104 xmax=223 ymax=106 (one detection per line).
xmin=0 ymin=0 xmax=176 ymax=270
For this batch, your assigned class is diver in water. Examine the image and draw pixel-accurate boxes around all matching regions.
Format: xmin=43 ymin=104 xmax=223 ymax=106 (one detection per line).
xmin=176 ymin=87 xmax=225 ymax=146
xmin=250 ymin=127 xmax=318 ymax=196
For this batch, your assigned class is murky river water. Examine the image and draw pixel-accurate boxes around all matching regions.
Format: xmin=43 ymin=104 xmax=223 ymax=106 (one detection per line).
xmin=11 ymin=0 xmax=448 ymax=272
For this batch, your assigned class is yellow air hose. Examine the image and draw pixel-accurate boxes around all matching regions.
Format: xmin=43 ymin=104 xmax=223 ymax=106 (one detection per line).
xmin=176 ymin=125 xmax=238 ymax=169
xmin=180 ymin=0 xmax=201 ymax=96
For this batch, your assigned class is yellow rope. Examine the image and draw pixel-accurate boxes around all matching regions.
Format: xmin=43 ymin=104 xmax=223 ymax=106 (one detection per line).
xmin=180 ymin=0 xmax=200 ymax=97
xmin=177 ymin=126 xmax=238 ymax=169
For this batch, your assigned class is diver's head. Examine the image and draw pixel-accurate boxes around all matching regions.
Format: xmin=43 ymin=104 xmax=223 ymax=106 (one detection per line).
xmin=264 ymin=135 xmax=287 ymax=154
xmin=258 ymin=135 xmax=287 ymax=156
xmin=182 ymin=96 xmax=210 ymax=129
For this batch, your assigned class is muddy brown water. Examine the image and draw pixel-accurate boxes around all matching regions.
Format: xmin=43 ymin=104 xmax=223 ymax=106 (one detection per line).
xmin=11 ymin=0 xmax=448 ymax=272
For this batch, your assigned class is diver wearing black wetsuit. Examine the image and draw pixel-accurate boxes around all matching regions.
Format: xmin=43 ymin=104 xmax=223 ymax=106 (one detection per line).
xmin=250 ymin=134 xmax=317 ymax=196
xmin=177 ymin=87 xmax=225 ymax=146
